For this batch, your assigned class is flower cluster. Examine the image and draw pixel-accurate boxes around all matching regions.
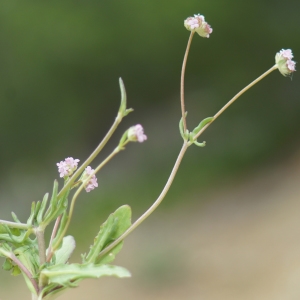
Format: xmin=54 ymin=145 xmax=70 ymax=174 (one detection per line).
xmin=184 ymin=14 xmax=213 ymax=38
xmin=82 ymin=166 xmax=98 ymax=192
xmin=57 ymin=157 xmax=80 ymax=178
xmin=127 ymin=124 xmax=147 ymax=143
xmin=275 ymin=49 xmax=296 ymax=77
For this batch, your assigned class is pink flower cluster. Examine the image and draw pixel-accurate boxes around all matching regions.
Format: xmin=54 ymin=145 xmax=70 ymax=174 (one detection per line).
xmin=83 ymin=166 xmax=98 ymax=193
xmin=128 ymin=124 xmax=147 ymax=143
xmin=275 ymin=49 xmax=296 ymax=76
xmin=184 ymin=14 xmax=213 ymax=38
xmin=57 ymin=157 xmax=80 ymax=178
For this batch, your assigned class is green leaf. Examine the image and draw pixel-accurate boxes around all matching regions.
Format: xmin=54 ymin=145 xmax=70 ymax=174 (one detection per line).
xmin=14 ymin=245 xmax=39 ymax=276
xmin=42 ymin=181 xmax=69 ymax=229
xmin=27 ymin=202 xmax=36 ymax=226
xmin=2 ymin=258 xmax=13 ymax=271
xmin=11 ymin=265 xmax=21 ymax=276
xmin=11 ymin=212 xmax=21 ymax=223
xmin=179 ymin=112 xmax=188 ymax=140
xmin=41 ymin=263 xmax=131 ymax=287
xmin=118 ymin=78 xmax=133 ymax=117
xmin=191 ymin=116 xmax=214 ymax=138
xmin=0 ymin=225 xmax=7 ymax=234
xmin=54 ymin=235 xmax=76 ymax=265
xmin=96 ymin=242 xmax=123 ymax=265
xmin=13 ymin=245 xmax=39 ymax=294
xmin=119 ymin=129 xmax=129 ymax=148
xmin=40 ymin=283 xmax=68 ymax=300
xmin=84 ymin=205 xmax=131 ymax=264
xmin=193 ymin=141 xmax=206 ymax=147
xmin=37 ymin=193 xmax=49 ymax=224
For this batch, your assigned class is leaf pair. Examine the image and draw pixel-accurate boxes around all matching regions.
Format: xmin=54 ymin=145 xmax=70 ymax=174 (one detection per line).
xmin=179 ymin=114 xmax=214 ymax=146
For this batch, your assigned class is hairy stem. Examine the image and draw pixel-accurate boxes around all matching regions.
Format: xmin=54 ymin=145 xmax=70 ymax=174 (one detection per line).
xmin=98 ymin=141 xmax=189 ymax=258
xmin=180 ymin=32 xmax=195 ymax=132
xmin=194 ymin=64 xmax=278 ymax=140
xmin=36 ymin=228 xmax=46 ymax=266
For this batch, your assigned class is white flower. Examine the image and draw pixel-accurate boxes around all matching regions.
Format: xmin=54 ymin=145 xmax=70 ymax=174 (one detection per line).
xmin=275 ymin=49 xmax=296 ymax=76
xmin=184 ymin=14 xmax=213 ymax=38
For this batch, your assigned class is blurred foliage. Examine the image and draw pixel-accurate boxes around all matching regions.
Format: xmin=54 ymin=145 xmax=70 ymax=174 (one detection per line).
xmin=0 ymin=0 xmax=299 ymax=230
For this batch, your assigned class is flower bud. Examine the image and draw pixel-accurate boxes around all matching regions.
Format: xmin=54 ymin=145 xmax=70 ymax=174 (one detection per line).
xmin=184 ymin=14 xmax=213 ymax=38
xmin=127 ymin=124 xmax=147 ymax=143
xmin=275 ymin=49 xmax=296 ymax=77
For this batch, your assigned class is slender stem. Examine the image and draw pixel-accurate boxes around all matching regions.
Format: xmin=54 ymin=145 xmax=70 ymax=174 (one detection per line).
xmin=193 ymin=64 xmax=278 ymax=141
xmin=50 ymin=146 xmax=123 ymax=255
xmin=0 ymin=219 xmax=30 ymax=230
xmin=46 ymin=216 xmax=61 ymax=262
xmin=180 ymin=32 xmax=195 ymax=132
xmin=98 ymin=141 xmax=189 ymax=258
xmin=57 ymin=113 xmax=122 ymax=199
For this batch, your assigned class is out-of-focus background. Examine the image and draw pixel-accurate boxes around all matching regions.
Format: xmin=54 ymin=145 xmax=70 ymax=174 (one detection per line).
xmin=1 ymin=0 xmax=300 ymax=299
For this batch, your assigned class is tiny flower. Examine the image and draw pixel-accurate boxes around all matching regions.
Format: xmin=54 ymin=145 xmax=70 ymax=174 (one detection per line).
xmin=57 ymin=157 xmax=80 ymax=178
xmin=184 ymin=14 xmax=213 ymax=38
xmin=82 ymin=166 xmax=98 ymax=192
xmin=275 ymin=49 xmax=296 ymax=77
xmin=127 ymin=124 xmax=147 ymax=143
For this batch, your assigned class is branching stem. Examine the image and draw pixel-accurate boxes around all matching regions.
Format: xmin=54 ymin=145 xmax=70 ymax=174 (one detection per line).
xmin=193 ymin=64 xmax=278 ymax=140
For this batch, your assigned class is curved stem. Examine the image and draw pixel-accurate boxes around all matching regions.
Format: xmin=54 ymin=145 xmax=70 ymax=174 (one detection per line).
xmin=180 ymin=32 xmax=195 ymax=132
xmin=98 ymin=141 xmax=189 ymax=258
xmin=194 ymin=64 xmax=278 ymax=140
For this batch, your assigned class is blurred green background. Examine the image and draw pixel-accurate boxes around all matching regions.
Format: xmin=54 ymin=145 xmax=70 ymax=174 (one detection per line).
xmin=1 ymin=0 xmax=300 ymax=299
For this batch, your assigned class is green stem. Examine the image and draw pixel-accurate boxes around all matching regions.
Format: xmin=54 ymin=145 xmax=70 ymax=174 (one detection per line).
xmin=180 ymin=32 xmax=195 ymax=133
xmin=98 ymin=141 xmax=189 ymax=258
xmin=36 ymin=228 xmax=46 ymax=266
xmin=47 ymin=113 xmax=123 ymax=260
xmin=194 ymin=64 xmax=278 ymax=140
xmin=0 ymin=219 xmax=31 ymax=230
xmin=57 ymin=113 xmax=123 ymax=199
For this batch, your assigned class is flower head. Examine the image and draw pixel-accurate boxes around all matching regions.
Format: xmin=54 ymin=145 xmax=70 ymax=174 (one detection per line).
xmin=275 ymin=49 xmax=296 ymax=76
xmin=82 ymin=166 xmax=98 ymax=192
xmin=127 ymin=124 xmax=147 ymax=143
xmin=57 ymin=157 xmax=80 ymax=178
xmin=184 ymin=14 xmax=213 ymax=38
